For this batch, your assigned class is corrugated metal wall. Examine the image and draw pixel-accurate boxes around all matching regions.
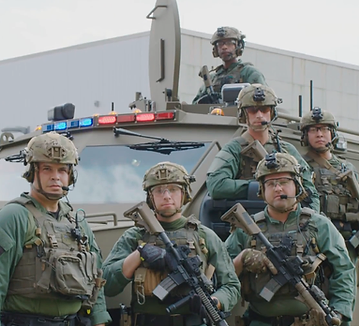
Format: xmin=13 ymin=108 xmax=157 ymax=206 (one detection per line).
xmin=1 ymin=29 xmax=359 ymax=133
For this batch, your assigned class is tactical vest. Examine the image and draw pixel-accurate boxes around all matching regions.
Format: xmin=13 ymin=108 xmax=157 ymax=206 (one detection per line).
xmin=306 ymin=156 xmax=359 ymax=240
xmin=240 ymin=208 xmax=326 ymax=303
xmin=133 ymin=216 xmax=210 ymax=304
xmin=6 ymin=197 xmax=100 ymax=307
xmin=211 ymin=63 xmax=250 ymax=93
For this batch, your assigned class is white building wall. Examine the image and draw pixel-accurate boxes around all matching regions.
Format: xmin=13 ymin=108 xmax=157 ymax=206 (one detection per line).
xmin=0 ymin=32 xmax=150 ymax=133
xmin=180 ymin=29 xmax=359 ymax=130
xmin=1 ymin=29 xmax=359 ymax=133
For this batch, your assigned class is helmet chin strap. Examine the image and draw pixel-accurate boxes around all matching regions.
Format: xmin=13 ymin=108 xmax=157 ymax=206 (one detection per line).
xmin=156 ymin=207 xmax=182 ymax=218
xmin=310 ymin=143 xmax=332 ymax=153
xmin=249 ymin=123 xmax=269 ymax=132
xmin=246 ymin=109 xmax=276 ymax=132
xmin=263 ymin=179 xmax=305 ymax=213
xmin=32 ymin=169 xmax=66 ymax=201
xmin=266 ymin=200 xmax=297 ymax=214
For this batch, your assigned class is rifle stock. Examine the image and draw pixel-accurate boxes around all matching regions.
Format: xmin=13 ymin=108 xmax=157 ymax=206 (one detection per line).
xmin=125 ymin=201 xmax=229 ymax=326
xmin=221 ymin=203 xmax=341 ymax=326
xmin=241 ymin=140 xmax=268 ymax=162
xmin=338 ymin=169 xmax=359 ymax=199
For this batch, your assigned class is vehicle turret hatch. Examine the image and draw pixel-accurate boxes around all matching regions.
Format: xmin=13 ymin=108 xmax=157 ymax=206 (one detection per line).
xmin=148 ymin=0 xmax=181 ymax=109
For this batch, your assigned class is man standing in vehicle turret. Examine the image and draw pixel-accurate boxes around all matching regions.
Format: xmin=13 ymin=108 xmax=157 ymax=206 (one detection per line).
xmin=206 ymin=83 xmax=319 ymax=212
xmin=0 ymin=132 xmax=111 ymax=326
xmin=192 ymin=27 xmax=267 ymax=104
xmin=300 ymin=108 xmax=359 ymax=263
xmin=102 ymin=162 xmax=240 ymax=326
xmin=225 ymin=152 xmax=354 ymax=326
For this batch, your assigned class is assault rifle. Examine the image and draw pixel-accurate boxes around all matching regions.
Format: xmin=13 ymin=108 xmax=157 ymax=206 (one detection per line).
xmin=241 ymin=140 xmax=268 ymax=162
xmin=199 ymin=65 xmax=221 ymax=104
xmin=221 ymin=203 xmax=341 ymax=326
xmin=124 ymin=201 xmax=229 ymax=326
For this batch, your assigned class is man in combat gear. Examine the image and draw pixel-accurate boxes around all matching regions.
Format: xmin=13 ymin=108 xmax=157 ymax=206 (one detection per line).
xmin=0 ymin=132 xmax=111 ymax=326
xmin=206 ymin=83 xmax=319 ymax=212
xmin=102 ymin=162 xmax=240 ymax=326
xmin=225 ymin=152 xmax=355 ymax=326
xmin=301 ymin=108 xmax=359 ymax=263
xmin=192 ymin=26 xmax=267 ymax=104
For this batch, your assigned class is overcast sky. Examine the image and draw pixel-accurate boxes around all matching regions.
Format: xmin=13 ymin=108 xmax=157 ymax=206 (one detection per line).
xmin=1 ymin=0 xmax=359 ymax=66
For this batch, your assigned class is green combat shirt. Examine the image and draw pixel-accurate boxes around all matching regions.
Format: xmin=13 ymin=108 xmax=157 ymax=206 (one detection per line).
xmin=206 ymin=134 xmax=320 ymax=212
xmin=225 ymin=204 xmax=355 ymax=323
xmin=192 ymin=60 xmax=267 ymax=104
xmin=102 ymin=216 xmax=241 ymax=315
xmin=0 ymin=193 xmax=111 ymax=326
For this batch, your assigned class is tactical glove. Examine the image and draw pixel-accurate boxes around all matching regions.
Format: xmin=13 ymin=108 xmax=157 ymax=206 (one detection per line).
xmin=189 ymin=294 xmax=207 ymax=320
xmin=137 ymin=243 xmax=166 ymax=270
xmin=241 ymin=249 xmax=278 ymax=274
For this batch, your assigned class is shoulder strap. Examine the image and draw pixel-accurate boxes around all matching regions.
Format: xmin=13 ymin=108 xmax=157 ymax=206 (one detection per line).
xmin=301 ymin=207 xmax=315 ymax=217
xmin=213 ymin=64 xmax=223 ymax=73
xmin=7 ymin=197 xmax=43 ymax=220
xmin=7 ymin=196 xmax=32 ymax=206
xmin=7 ymin=197 xmax=43 ymax=247
xmin=253 ymin=211 xmax=265 ymax=223
xmin=305 ymin=150 xmax=339 ymax=174
xmin=185 ymin=214 xmax=201 ymax=230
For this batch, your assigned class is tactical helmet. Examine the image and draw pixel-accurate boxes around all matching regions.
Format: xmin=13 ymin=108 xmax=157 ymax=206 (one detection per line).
xmin=237 ymin=84 xmax=279 ymax=124
xmin=211 ymin=27 xmax=245 ymax=58
xmin=23 ymin=132 xmax=79 ymax=184
xmin=255 ymin=153 xmax=306 ymax=201
xmin=300 ymin=108 xmax=338 ymax=147
xmin=143 ymin=162 xmax=195 ymax=207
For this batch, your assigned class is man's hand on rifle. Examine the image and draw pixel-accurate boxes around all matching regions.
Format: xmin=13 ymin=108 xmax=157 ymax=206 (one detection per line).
xmin=188 ymin=295 xmax=221 ymax=318
xmin=241 ymin=249 xmax=278 ymax=274
xmin=137 ymin=243 xmax=166 ymax=270
xmin=137 ymin=243 xmax=189 ymax=271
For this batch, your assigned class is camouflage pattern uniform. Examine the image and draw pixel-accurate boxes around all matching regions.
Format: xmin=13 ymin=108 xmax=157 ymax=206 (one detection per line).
xmin=300 ymin=108 xmax=359 ymax=263
xmin=0 ymin=132 xmax=111 ymax=326
xmin=225 ymin=153 xmax=355 ymax=326
xmin=206 ymin=84 xmax=319 ymax=212
xmin=102 ymin=162 xmax=240 ymax=326
xmin=192 ymin=27 xmax=267 ymax=104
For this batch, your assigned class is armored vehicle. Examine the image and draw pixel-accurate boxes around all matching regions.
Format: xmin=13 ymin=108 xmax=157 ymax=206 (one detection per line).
xmin=1 ymin=0 xmax=359 ymax=324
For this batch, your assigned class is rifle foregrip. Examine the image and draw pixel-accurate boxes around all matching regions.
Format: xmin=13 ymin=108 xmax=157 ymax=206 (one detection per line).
xmin=195 ymin=286 xmax=229 ymax=326
xmin=295 ymin=282 xmax=336 ymax=325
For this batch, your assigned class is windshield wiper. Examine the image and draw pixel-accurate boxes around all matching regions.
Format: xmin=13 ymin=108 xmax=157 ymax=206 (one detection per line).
xmin=114 ymin=127 xmax=205 ymax=155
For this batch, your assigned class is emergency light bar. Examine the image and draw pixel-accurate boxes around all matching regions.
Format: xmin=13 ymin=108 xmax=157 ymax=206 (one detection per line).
xmin=41 ymin=111 xmax=176 ymax=133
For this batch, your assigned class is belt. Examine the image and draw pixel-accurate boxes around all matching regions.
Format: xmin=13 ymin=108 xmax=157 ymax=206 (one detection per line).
xmin=133 ymin=313 xmax=202 ymax=326
xmin=248 ymin=308 xmax=294 ymax=326
xmin=1 ymin=312 xmax=77 ymax=326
